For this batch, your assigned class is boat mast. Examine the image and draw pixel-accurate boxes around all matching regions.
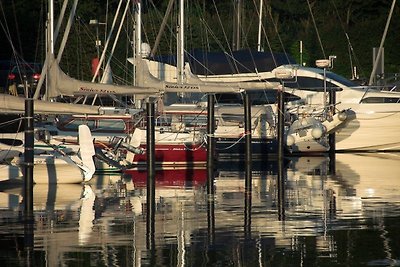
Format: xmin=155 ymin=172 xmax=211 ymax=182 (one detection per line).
xmin=91 ymin=0 xmax=125 ymax=82
xmin=135 ymin=0 xmax=142 ymax=61
xmin=49 ymin=0 xmax=54 ymax=54
xmin=233 ymin=0 xmax=242 ymax=51
xmin=177 ymin=0 xmax=184 ymax=84
xmin=131 ymin=0 xmax=142 ymax=108
xmin=257 ymin=0 xmax=263 ymax=52
xmin=34 ymin=0 xmax=71 ymax=100
xmin=150 ymin=0 xmax=175 ymax=57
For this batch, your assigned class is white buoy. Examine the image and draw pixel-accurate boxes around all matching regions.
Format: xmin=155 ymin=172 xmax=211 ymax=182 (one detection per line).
xmin=286 ymin=135 xmax=295 ymax=146
xmin=311 ymin=126 xmax=324 ymax=139
xmin=338 ymin=110 xmax=348 ymax=121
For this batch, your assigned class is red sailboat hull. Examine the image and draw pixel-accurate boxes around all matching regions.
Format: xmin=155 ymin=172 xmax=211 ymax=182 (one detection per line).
xmin=132 ymin=143 xmax=208 ymax=168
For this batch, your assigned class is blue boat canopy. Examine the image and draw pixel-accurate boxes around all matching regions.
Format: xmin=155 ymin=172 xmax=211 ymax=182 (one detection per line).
xmin=149 ymin=49 xmax=296 ymax=76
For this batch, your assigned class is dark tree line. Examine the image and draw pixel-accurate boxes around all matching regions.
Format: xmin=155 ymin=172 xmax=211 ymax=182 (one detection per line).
xmin=1 ymin=0 xmax=399 ymax=82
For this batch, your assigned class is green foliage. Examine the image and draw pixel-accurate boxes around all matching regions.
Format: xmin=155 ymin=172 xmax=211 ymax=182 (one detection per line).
xmin=1 ymin=0 xmax=399 ymax=81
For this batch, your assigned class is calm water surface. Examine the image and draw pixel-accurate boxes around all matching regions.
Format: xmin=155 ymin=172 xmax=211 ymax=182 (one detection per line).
xmin=0 ymin=153 xmax=400 ymax=266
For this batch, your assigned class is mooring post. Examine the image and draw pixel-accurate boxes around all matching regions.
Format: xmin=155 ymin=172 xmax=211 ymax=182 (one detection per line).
xmin=207 ymin=93 xmax=215 ymax=195
xmin=244 ymin=92 xmax=252 ymax=190
xmin=146 ymin=97 xmax=156 ymax=249
xmin=244 ymin=92 xmax=252 ymax=237
xmin=329 ymin=88 xmax=336 ymax=174
xmin=24 ymin=98 xmax=34 ymax=221
xmin=24 ymin=98 xmax=34 ymax=255
xmin=277 ymin=85 xmax=285 ymax=160
xmin=206 ymin=93 xmax=216 ymax=244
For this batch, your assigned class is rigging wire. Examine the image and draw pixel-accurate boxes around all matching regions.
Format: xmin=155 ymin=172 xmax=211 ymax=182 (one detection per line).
xmin=330 ymin=0 xmax=366 ymax=80
xmin=34 ymin=2 xmax=45 ymax=64
xmin=305 ymin=0 xmax=326 ymax=59
xmin=0 ymin=0 xmax=22 ymax=61
xmin=211 ymin=0 xmax=234 ymax=55
xmin=11 ymin=0 xmax=23 ymax=59
xmin=264 ymin=1 xmax=292 ymax=66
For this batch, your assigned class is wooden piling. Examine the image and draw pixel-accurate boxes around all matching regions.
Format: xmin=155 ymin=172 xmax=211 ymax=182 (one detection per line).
xmin=244 ymin=92 xmax=252 ymax=190
xmin=207 ymin=94 xmax=215 ymax=195
xmin=146 ymin=98 xmax=156 ymax=249
xmin=277 ymin=85 xmax=285 ymax=160
xmin=24 ymin=98 xmax=34 ymax=256
xmin=24 ymin=98 xmax=34 ymax=221
xmin=244 ymin=92 xmax=252 ymax=237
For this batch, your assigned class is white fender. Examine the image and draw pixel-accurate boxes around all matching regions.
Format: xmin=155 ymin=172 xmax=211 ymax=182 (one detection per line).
xmin=125 ymin=128 xmax=143 ymax=164
xmin=78 ymin=125 xmax=96 ymax=182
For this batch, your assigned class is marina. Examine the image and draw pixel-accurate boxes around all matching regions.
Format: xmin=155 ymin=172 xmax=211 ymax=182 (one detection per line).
xmin=1 ymin=0 xmax=400 ymax=266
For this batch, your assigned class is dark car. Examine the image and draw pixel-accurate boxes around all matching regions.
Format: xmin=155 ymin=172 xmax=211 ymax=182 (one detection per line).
xmin=0 ymin=60 xmax=15 ymax=93
xmin=6 ymin=62 xmax=42 ymax=97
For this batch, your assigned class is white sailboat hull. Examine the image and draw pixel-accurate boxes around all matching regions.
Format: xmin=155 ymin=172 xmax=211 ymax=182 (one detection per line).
xmin=0 ymin=155 xmax=87 ymax=184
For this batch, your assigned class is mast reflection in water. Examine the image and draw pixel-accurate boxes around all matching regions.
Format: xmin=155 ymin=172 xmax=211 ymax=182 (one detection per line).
xmin=0 ymin=153 xmax=400 ymax=266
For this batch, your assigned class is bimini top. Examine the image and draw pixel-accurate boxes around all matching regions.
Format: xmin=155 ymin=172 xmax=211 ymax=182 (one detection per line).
xmin=149 ymin=49 xmax=296 ymax=76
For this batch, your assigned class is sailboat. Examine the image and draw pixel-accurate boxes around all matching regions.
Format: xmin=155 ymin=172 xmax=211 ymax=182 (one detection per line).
xmin=131 ymin=0 xmax=354 ymax=156
xmin=184 ymin=56 xmax=400 ymax=152
xmin=143 ymin=42 xmax=400 ymax=152
xmin=132 ymin=0 xmax=400 ymax=153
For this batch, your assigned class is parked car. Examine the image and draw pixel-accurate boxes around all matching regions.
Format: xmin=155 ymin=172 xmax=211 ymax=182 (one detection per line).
xmin=6 ymin=62 xmax=42 ymax=97
xmin=0 ymin=60 xmax=15 ymax=93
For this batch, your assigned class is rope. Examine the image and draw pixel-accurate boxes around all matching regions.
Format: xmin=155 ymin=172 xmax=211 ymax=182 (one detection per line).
xmin=210 ymin=132 xmax=250 ymax=151
xmin=0 ymin=117 xmax=23 ymax=127
xmin=183 ymin=138 xmax=207 ymax=151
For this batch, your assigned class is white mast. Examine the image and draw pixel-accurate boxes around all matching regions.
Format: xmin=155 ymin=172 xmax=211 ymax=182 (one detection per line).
xmin=49 ymin=0 xmax=54 ymax=54
xmin=257 ymin=0 xmax=263 ymax=52
xmin=177 ymin=0 xmax=184 ymax=84
xmin=133 ymin=0 xmax=142 ymax=108
xmin=135 ymin=1 xmax=142 ymax=59
xmin=91 ymin=0 xmax=124 ymax=82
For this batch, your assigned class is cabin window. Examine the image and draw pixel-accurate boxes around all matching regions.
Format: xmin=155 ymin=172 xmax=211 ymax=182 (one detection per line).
xmin=360 ymin=97 xmax=400 ymax=103
xmin=326 ymin=72 xmax=358 ymax=87
xmin=215 ymin=93 xmax=242 ymax=104
xmin=282 ymin=77 xmax=339 ymax=91
xmin=157 ymin=114 xmax=172 ymax=126
xmin=182 ymin=115 xmax=208 ymax=127
xmin=97 ymin=119 xmax=126 ymax=132
xmin=215 ymin=90 xmax=300 ymax=105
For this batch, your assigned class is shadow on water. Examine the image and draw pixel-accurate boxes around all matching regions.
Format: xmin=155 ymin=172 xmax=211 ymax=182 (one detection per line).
xmin=0 ymin=153 xmax=399 ymax=265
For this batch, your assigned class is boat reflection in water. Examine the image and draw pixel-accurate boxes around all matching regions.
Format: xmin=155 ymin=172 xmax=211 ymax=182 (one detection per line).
xmin=328 ymin=153 xmax=400 ymax=218
xmin=0 ymin=153 xmax=399 ymax=266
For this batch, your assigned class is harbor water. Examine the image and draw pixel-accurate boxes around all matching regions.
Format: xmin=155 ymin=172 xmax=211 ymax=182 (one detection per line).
xmin=0 ymin=153 xmax=400 ymax=266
